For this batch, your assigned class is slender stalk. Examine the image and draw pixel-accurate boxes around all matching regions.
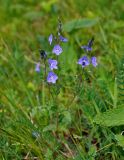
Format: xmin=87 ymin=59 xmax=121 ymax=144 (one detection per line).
xmin=44 ymin=59 xmax=47 ymax=80
xmin=96 ymin=143 xmax=114 ymax=153
xmin=42 ymin=58 xmax=47 ymax=107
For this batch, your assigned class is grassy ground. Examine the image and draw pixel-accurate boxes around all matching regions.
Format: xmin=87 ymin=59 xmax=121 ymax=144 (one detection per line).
xmin=1 ymin=0 xmax=124 ymax=159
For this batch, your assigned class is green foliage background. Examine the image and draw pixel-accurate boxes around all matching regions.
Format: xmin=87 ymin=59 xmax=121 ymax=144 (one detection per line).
xmin=0 ymin=0 xmax=124 ymax=159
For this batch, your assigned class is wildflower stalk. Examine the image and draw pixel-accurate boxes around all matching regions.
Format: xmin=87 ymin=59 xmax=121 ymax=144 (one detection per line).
xmin=48 ymin=83 xmax=55 ymax=101
xmin=42 ymin=80 xmax=45 ymax=107
xmin=66 ymin=69 xmax=84 ymax=108
xmin=43 ymin=58 xmax=47 ymax=80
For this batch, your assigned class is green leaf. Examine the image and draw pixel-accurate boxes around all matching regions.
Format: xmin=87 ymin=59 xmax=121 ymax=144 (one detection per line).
xmin=115 ymin=134 xmax=124 ymax=147
xmin=61 ymin=111 xmax=71 ymax=125
xmin=43 ymin=124 xmax=56 ymax=132
xmin=24 ymin=11 xmax=43 ymax=21
xmin=88 ymin=145 xmax=97 ymax=159
xmin=63 ymin=18 xmax=99 ymax=32
xmin=94 ymin=106 xmax=124 ymax=126
xmin=41 ymin=0 xmax=57 ymax=12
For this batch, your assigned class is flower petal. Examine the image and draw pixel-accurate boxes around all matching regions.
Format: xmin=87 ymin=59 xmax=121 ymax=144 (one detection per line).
xmin=47 ymin=71 xmax=58 ymax=84
xmin=48 ymin=59 xmax=58 ymax=70
xmin=91 ymin=57 xmax=97 ymax=67
xmin=48 ymin=34 xmax=53 ymax=45
xmin=59 ymin=35 xmax=68 ymax=42
xmin=35 ymin=62 xmax=40 ymax=72
xmin=52 ymin=44 xmax=63 ymax=55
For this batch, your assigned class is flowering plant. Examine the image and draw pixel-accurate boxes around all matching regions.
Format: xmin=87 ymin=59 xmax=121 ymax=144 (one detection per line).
xmin=35 ymin=18 xmax=68 ymax=85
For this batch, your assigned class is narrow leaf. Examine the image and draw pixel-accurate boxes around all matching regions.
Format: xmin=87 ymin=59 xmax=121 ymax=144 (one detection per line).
xmin=63 ymin=18 xmax=99 ymax=32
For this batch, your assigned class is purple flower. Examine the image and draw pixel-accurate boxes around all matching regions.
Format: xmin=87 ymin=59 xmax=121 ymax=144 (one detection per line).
xmin=48 ymin=34 xmax=53 ymax=45
xmin=91 ymin=57 xmax=97 ymax=67
xmin=59 ymin=35 xmax=68 ymax=42
xmin=52 ymin=44 xmax=63 ymax=55
xmin=47 ymin=71 xmax=58 ymax=84
xmin=35 ymin=62 xmax=40 ymax=72
xmin=32 ymin=131 xmax=40 ymax=138
xmin=78 ymin=56 xmax=90 ymax=68
xmin=81 ymin=45 xmax=92 ymax=51
xmin=48 ymin=59 xmax=58 ymax=70
xmin=81 ymin=37 xmax=94 ymax=52
xmin=39 ymin=50 xmax=47 ymax=59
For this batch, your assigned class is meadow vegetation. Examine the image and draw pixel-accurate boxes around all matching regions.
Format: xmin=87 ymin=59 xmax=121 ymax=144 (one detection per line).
xmin=0 ymin=0 xmax=124 ymax=159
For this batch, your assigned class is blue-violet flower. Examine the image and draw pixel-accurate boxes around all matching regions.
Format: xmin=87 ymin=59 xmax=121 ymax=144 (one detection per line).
xmin=39 ymin=50 xmax=47 ymax=59
xmin=81 ymin=45 xmax=92 ymax=51
xmin=59 ymin=35 xmax=68 ymax=42
xmin=81 ymin=37 xmax=94 ymax=52
xmin=47 ymin=71 xmax=58 ymax=84
xmin=78 ymin=56 xmax=90 ymax=68
xmin=32 ymin=131 xmax=40 ymax=138
xmin=35 ymin=62 xmax=40 ymax=72
xmin=48 ymin=59 xmax=58 ymax=70
xmin=52 ymin=44 xmax=63 ymax=55
xmin=91 ymin=56 xmax=97 ymax=67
